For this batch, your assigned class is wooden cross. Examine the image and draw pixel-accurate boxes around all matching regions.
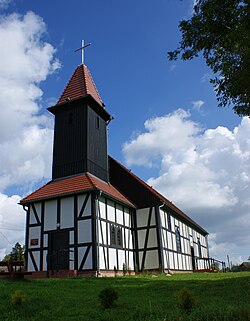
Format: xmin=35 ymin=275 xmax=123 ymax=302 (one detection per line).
xmin=74 ymin=40 xmax=91 ymax=64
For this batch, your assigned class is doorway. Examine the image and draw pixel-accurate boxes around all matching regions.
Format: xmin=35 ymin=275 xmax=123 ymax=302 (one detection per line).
xmin=48 ymin=230 xmax=69 ymax=270
xmin=190 ymin=246 xmax=196 ymax=270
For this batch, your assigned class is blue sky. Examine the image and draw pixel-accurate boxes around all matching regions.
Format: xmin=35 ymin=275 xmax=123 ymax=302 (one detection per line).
xmin=0 ymin=0 xmax=249 ymax=264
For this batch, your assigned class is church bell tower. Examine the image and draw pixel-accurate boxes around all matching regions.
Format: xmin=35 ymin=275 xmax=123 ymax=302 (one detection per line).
xmin=48 ymin=63 xmax=112 ymax=182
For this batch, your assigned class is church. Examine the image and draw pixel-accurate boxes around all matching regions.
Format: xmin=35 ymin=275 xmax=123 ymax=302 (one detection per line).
xmin=20 ymin=57 xmax=210 ymax=277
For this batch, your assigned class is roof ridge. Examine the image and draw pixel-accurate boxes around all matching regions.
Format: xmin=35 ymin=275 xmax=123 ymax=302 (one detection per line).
xmin=83 ymin=64 xmax=103 ymax=105
xmin=85 ymin=172 xmax=98 ymax=189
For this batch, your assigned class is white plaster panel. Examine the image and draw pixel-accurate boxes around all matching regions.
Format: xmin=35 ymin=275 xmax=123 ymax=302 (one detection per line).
xmin=30 ymin=202 xmax=41 ymax=224
xmin=99 ymin=246 xmax=106 ymax=270
xmin=61 ymin=197 xmax=74 ymax=229
xmin=70 ymin=249 xmax=74 ymax=270
xmin=28 ymin=251 xmax=40 ymax=272
xmin=174 ymin=219 xmax=179 ymax=227
xmin=138 ymin=230 xmax=146 ymax=249
xmin=124 ymin=229 xmax=129 ymax=248
xmin=169 ymin=251 xmax=174 ymax=269
xmin=178 ymin=254 xmax=183 ymax=270
xmin=144 ymin=250 xmax=159 ymax=269
xmin=148 ymin=229 xmax=157 ymax=248
xmin=116 ymin=204 xmax=123 ymax=225
xmin=124 ymin=209 xmax=130 ymax=227
xmin=129 ymin=231 xmax=133 ymax=249
xmin=44 ymin=200 xmax=57 ymax=231
xmin=78 ymin=246 xmax=92 ymax=270
xmin=167 ymin=232 xmax=172 ymax=250
xmin=108 ymin=248 xmax=117 ymax=270
xmin=29 ymin=226 xmax=41 ymax=248
xmin=181 ymin=238 xmax=184 ymax=253
xmin=160 ymin=210 xmax=165 ymax=228
xmin=170 ymin=217 xmax=174 ymax=230
xmin=128 ymin=251 xmax=134 ymax=270
xmin=136 ymin=208 xmax=149 ymax=227
xmin=70 ymin=231 xmax=74 ymax=245
xmin=43 ymin=234 xmax=48 ymax=248
xmin=162 ymin=230 xmax=167 ymax=249
xmin=98 ymin=198 xmax=106 ymax=219
xmin=43 ymin=250 xmax=47 ymax=271
xmin=118 ymin=250 xmax=125 ymax=270
xmin=179 ymin=222 xmax=183 ymax=236
xmin=100 ymin=221 xmax=107 ymax=245
xmin=173 ymin=253 xmax=178 ymax=269
xmin=78 ymin=194 xmax=91 ymax=217
xmin=172 ymin=235 xmax=177 ymax=251
xmin=78 ymin=219 xmax=92 ymax=243
xmin=107 ymin=200 xmax=115 ymax=222
xmin=150 ymin=209 xmax=156 ymax=225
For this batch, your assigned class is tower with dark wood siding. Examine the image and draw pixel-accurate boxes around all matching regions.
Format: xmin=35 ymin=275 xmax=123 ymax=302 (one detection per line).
xmin=48 ymin=64 xmax=112 ymax=182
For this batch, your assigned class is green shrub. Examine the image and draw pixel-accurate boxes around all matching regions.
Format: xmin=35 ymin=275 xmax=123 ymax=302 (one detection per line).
xmin=176 ymin=288 xmax=196 ymax=313
xmin=99 ymin=287 xmax=118 ymax=309
xmin=10 ymin=289 xmax=25 ymax=305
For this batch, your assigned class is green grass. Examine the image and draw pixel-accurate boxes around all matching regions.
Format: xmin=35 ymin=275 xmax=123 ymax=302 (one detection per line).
xmin=0 ymin=272 xmax=249 ymax=321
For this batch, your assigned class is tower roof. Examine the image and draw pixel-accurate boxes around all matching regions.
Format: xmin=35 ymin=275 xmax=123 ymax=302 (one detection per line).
xmin=56 ymin=64 xmax=103 ymax=107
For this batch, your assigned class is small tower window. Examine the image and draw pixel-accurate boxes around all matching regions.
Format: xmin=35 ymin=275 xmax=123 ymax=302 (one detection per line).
xmin=96 ymin=116 xmax=100 ymax=129
xmin=68 ymin=112 xmax=73 ymax=125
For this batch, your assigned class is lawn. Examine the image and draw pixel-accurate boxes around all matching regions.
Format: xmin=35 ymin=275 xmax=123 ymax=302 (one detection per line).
xmin=0 ymin=272 xmax=249 ymax=321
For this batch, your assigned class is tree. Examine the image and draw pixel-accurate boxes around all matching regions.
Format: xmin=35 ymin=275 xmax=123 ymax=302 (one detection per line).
xmin=3 ymin=242 xmax=24 ymax=262
xmin=168 ymin=0 xmax=249 ymax=116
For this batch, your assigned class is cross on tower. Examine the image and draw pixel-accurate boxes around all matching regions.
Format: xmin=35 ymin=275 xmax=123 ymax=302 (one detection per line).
xmin=74 ymin=40 xmax=91 ymax=65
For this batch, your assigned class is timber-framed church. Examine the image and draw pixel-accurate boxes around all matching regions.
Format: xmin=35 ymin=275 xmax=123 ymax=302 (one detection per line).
xmin=20 ymin=60 xmax=210 ymax=277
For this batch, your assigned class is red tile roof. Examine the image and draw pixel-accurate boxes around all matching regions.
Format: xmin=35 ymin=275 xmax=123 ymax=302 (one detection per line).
xmin=109 ymin=156 xmax=208 ymax=235
xmin=20 ymin=173 xmax=134 ymax=207
xmin=56 ymin=64 xmax=103 ymax=107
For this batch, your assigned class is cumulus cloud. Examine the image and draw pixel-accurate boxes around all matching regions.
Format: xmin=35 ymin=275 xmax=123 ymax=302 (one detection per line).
xmin=0 ymin=0 xmax=12 ymax=9
xmin=0 ymin=11 xmax=60 ymax=257
xmin=191 ymin=99 xmax=205 ymax=112
xmin=123 ymin=110 xmax=250 ymax=263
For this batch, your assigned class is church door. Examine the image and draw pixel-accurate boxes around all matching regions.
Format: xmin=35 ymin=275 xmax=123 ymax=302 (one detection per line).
xmin=48 ymin=230 xmax=69 ymax=270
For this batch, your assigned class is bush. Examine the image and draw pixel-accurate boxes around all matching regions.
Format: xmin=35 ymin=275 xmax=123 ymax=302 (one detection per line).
xmin=10 ymin=290 xmax=25 ymax=305
xmin=176 ymin=288 xmax=196 ymax=313
xmin=99 ymin=287 xmax=118 ymax=309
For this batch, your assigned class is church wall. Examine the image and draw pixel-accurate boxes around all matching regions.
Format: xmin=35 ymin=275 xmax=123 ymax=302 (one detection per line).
xmin=96 ymin=196 xmax=134 ymax=272
xmin=26 ymin=192 xmax=94 ymax=273
xmin=135 ymin=207 xmax=160 ymax=271
xmin=159 ymin=208 xmax=209 ymax=271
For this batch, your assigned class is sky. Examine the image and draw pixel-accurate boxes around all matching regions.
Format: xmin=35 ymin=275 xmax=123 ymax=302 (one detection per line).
xmin=0 ymin=0 xmax=249 ymax=265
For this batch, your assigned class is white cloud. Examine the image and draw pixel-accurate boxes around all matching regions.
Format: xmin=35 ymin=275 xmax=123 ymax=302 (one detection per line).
xmin=191 ymin=99 xmax=205 ymax=112
xmin=0 ymin=0 xmax=12 ymax=9
xmin=0 ymin=11 xmax=60 ymax=190
xmin=0 ymin=11 xmax=60 ymax=257
xmin=0 ymin=193 xmax=25 ymax=258
xmin=123 ymin=110 xmax=250 ymax=263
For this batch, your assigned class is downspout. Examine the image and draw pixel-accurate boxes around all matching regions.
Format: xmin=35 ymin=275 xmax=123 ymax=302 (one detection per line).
xmin=95 ymin=190 xmax=102 ymax=276
xmin=159 ymin=202 xmax=171 ymax=274
xmin=22 ymin=204 xmax=29 ymax=272
xmin=156 ymin=202 xmax=165 ymax=273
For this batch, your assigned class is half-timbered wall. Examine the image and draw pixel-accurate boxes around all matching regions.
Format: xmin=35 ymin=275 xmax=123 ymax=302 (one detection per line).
xmin=96 ymin=196 xmax=134 ymax=271
xmin=135 ymin=207 xmax=161 ymax=271
xmin=26 ymin=193 xmax=93 ymax=273
xmin=159 ymin=208 xmax=209 ymax=271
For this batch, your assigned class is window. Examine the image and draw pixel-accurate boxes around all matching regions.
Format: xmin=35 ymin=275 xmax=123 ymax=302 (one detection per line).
xmin=167 ymin=213 xmax=172 ymax=230
xmin=197 ymin=237 xmax=202 ymax=258
xmin=110 ymin=224 xmax=123 ymax=248
xmin=175 ymin=227 xmax=181 ymax=253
